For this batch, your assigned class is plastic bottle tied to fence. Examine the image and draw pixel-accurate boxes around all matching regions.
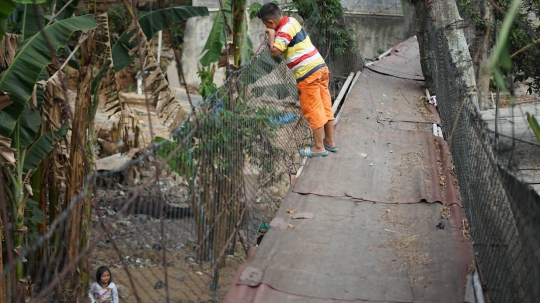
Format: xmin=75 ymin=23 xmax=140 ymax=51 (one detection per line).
xmin=430 ymin=95 xmax=437 ymax=106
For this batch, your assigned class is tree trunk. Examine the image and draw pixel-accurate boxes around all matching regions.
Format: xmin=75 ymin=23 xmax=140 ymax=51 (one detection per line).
xmin=232 ymin=0 xmax=247 ymax=66
xmin=40 ymin=71 xmax=70 ymax=286
xmin=411 ymin=0 xmax=434 ymax=91
xmin=414 ymin=0 xmax=479 ymax=110
xmin=64 ymin=29 xmax=95 ymax=301
xmin=469 ymin=2 xmax=492 ymax=109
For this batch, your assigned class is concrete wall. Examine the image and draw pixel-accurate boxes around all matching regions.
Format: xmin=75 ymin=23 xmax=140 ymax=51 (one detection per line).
xmin=346 ymin=1 xmax=417 ymax=60
xmin=342 ymin=0 xmax=403 ymax=15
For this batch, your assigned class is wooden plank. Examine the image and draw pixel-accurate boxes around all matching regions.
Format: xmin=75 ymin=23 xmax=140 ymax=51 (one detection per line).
xmin=334 ymin=71 xmax=362 ymax=125
xmin=332 ymin=72 xmax=355 ymax=114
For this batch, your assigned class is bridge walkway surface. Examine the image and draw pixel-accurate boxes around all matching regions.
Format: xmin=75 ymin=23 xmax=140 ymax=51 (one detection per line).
xmin=224 ymin=36 xmax=476 ymax=303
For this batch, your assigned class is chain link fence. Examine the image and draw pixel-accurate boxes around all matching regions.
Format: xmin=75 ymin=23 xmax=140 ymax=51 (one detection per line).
xmin=1 ymin=43 xmax=312 ymax=302
xmin=424 ymin=11 xmax=540 ymax=303
xmin=90 ymin=44 xmax=312 ymax=301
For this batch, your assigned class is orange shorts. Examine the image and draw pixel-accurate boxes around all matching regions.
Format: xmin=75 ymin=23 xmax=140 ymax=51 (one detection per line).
xmin=297 ymin=66 xmax=334 ymax=130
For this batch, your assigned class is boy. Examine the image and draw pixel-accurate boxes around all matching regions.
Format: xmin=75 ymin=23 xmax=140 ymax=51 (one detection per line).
xmin=259 ymin=3 xmax=338 ymax=158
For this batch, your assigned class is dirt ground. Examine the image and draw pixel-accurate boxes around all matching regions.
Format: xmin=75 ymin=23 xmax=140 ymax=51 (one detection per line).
xmin=63 ymin=69 xmax=243 ymax=302
xmin=88 ymin=213 xmax=245 ymax=302
xmin=88 ymin=167 xmax=248 ymax=303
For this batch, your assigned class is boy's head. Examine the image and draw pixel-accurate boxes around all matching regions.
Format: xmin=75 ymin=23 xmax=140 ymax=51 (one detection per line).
xmin=259 ymin=3 xmax=282 ymax=30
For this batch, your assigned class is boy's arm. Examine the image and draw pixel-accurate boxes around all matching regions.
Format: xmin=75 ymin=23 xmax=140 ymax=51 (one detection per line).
xmin=265 ymin=28 xmax=283 ymax=58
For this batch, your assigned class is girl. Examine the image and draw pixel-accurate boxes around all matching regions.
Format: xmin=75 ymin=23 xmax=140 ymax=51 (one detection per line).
xmin=88 ymin=266 xmax=119 ymax=303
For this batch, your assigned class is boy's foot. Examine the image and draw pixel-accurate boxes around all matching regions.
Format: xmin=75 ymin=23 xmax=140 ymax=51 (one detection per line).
xmin=323 ymin=139 xmax=338 ymax=152
xmin=299 ymin=147 xmax=329 ymax=158
xmin=324 ymin=144 xmax=339 ymax=152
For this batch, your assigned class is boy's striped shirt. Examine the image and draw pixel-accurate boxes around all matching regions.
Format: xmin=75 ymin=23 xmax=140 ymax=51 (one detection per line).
xmin=273 ymin=16 xmax=326 ymax=82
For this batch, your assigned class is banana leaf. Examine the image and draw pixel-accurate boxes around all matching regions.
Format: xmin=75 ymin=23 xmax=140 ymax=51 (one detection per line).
xmin=53 ymin=0 xmax=80 ymax=21
xmin=0 ymin=14 xmax=98 ymax=138
xmin=112 ymin=6 xmax=209 ymax=73
xmin=23 ymin=124 xmax=69 ymax=173
xmin=200 ymin=0 xmax=232 ymax=67
xmin=0 ymin=0 xmax=17 ymax=43
xmin=526 ymin=113 xmax=540 ymax=144
xmin=14 ymin=3 xmax=45 ymax=40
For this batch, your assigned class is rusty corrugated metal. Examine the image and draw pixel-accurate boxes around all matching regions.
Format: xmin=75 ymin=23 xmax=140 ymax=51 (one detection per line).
xmin=368 ymin=36 xmax=424 ymax=81
xmin=223 ymin=36 xmax=473 ymax=303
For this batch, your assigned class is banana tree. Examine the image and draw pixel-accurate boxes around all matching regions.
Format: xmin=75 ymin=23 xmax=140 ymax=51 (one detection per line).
xmin=200 ymin=0 xmax=253 ymax=70
xmin=0 ymin=14 xmax=97 ymax=297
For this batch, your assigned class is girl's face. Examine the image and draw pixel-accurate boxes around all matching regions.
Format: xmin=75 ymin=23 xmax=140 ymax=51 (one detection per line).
xmin=100 ymin=271 xmax=111 ymax=286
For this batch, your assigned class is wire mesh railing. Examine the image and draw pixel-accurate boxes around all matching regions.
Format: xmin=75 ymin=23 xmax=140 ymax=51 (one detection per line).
xmin=424 ymin=10 xmax=540 ymax=303
xmin=0 ymin=42 xmax=311 ymax=302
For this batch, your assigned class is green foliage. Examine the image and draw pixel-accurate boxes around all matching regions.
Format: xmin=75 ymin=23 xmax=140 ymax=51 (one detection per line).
xmin=461 ymin=0 xmax=540 ymax=93
xmin=526 ymin=113 xmax=540 ymax=144
xmin=23 ymin=124 xmax=69 ymax=173
xmin=199 ymin=0 xmax=232 ymax=67
xmin=112 ymin=6 xmax=209 ymax=72
xmin=286 ymin=0 xmax=356 ymax=56
xmin=0 ymin=14 xmax=97 ymax=139
xmin=24 ymin=198 xmax=44 ymax=243
xmin=197 ymin=67 xmax=218 ymax=100
xmin=0 ymin=0 xmax=17 ymax=43
xmin=106 ymin=4 xmax=148 ymax=42
xmin=12 ymin=0 xmax=46 ymax=4
xmin=154 ymin=135 xmax=193 ymax=177
xmin=201 ymin=0 xmax=254 ymax=68
xmin=248 ymin=1 xmax=279 ymax=19
xmin=459 ymin=0 xmax=489 ymax=30
xmin=248 ymin=3 xmax=262 ymax=19
xmin=155 ymin=95 xmax=286 ymax=184
xmin=487 ymin=0 xmax=540 ymax=143
xmin=25 ymin=199 xmax=44 ymax=226
xmin=170 ymin=23 xmax=184 ymax=44
xmin=239 ymin=5 xmax=253 ymax=65
xmin=9 ymin=3 xmax=45 ymax=40
xmin=53 ymin=0 xmax=81 ymax=21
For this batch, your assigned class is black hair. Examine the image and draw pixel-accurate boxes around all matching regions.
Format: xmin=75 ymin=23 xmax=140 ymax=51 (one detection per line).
xmin=259 ymin=3 xmax=282 ymax=21
xmin=96 ymin=266 xmax=112 ymax=286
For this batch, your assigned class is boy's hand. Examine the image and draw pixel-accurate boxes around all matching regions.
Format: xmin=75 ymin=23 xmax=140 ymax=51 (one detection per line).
xmin=265 ymin=28 xmax=276 ymax=38
xmin=264 ymin=28 xmax=281 ymax=57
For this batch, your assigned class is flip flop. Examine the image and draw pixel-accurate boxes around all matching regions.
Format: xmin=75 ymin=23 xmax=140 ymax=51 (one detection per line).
xmin=310 ymin=143 xmax=339 ymax=152
xmin=299 ymin=147 xmax=329 ymax=158
xmin=324 ymin=144 xmax=339 ymax=152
